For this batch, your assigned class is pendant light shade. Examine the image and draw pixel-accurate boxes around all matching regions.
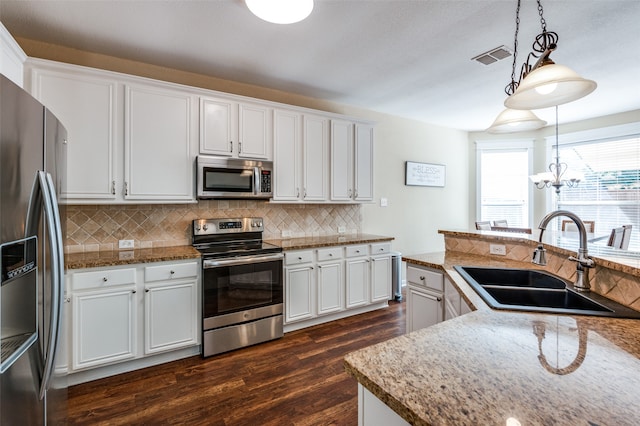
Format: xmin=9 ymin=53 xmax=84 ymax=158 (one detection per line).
xmin=504 ymin=63 xmax=597 ymax=110
xmin=245 ymin=0 xmax=314 ymax=24
xmin=487 ymin=108 xmax=547 ymax=133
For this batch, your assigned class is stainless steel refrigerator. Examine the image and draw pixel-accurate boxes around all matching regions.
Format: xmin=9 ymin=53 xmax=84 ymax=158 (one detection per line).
xmin=0 ymin=74 xmax=67 ymax=424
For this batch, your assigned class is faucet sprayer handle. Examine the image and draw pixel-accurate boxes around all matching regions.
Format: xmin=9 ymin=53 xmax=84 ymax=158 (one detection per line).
xmin=532 ymin=244 xmax=547 ymax=265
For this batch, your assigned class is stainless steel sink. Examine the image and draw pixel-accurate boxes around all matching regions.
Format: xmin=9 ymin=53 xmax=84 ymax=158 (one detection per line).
xmin=454 ymin=266 xmax=640 ymax=319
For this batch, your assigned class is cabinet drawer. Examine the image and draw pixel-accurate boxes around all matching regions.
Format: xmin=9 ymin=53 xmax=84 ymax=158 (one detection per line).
xmin=145 ymin=262 xmax=199 ymax=283
xmin=71 ymin=268 xmax=137 ymax=291
xmin=407 ymin=266 xmax=443 ymax=292
xmin=345 ymin=245 xmax=368 ymax=258
xmin=285 ymin=250 xmax=314 ymax=265
xmin=370 ymin=242 xmax=391 ymax=255
xmin=317 ymin=247 xmax=343 ymax=262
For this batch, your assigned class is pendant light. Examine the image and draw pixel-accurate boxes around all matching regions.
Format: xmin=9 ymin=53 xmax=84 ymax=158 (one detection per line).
xmin=486 ymin=0 xmax=546 ymax=134
xmin=245 ymin=0 xmax=314 ymax=24
xmin=503 ymin=0 xmax=597 ymax=111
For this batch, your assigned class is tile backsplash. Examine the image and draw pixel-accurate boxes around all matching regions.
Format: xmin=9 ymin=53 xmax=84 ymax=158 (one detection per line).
xmin=65 ymin=200 xmax=361 ymax=253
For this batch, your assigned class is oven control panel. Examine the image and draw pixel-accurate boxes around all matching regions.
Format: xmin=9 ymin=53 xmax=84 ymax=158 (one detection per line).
xmin=193 ymin=217 xmax=264 ymax=236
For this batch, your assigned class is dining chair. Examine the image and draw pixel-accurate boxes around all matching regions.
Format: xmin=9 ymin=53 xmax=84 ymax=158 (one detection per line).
xmin=493 ymin=220 xmax=508 ymax=227
xmin=490 ymin=226 xmax=532 ymax=234
xmin=475 ymin=221 xmax=491 ymax=230
xmin=562 ymin=220 xmax=595 ymax=233
xmin=607 ymin=226 xmax=625 ymax=249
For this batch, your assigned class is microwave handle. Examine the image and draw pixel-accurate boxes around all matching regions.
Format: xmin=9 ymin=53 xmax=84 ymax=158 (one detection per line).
xmin=254 ymin=167 xmax=260 ymax=195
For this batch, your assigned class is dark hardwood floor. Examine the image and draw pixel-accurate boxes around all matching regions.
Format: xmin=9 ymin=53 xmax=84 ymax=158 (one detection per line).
xmin=67 ymin=298 xmax=406 ymax=425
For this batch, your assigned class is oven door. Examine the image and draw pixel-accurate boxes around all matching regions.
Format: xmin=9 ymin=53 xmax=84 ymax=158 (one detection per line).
xmin=202 ymin=253 xmax=283 ymax=329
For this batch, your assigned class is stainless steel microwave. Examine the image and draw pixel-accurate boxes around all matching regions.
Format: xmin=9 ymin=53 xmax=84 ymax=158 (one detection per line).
xmin=197 ymin=156 xmax=273 ymax=199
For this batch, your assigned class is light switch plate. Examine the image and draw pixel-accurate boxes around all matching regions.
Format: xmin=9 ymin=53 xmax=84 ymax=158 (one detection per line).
xmin=338 ymin=226 xmax=346 ymax=234
xmin=380 ymin=197 xmax=388 ymax=207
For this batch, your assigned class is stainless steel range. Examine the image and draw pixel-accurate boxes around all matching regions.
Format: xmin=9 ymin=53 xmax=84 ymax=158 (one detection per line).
xmin=193 ymin=217 xmax=283 ymax=357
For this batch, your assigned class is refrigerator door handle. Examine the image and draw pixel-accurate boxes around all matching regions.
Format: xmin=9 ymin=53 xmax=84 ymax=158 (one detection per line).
xmin=25 ymin=171 xmax=64 ymax=400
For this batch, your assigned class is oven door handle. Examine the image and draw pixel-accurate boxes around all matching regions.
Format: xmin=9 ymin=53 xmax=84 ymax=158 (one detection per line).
xmin=203 ymin=253 xmax=284 ymax=268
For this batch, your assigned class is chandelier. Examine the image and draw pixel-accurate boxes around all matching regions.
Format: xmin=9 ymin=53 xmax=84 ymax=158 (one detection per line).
xmin=528 ymin=105 xmax=582 ymax=194
xmin=487 ymin=0 xmax=597 ymax=134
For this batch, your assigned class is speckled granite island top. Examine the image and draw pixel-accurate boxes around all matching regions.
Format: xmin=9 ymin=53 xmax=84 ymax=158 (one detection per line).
xmin=265 ymin=234 xmax=393 ymax=251
xmin=344 ymin=249 xmax=640 ymax=425
xmin=344 ymin=310 xmax=640 ymax=425
xmin=65 ymin=245 xmax=201 ymax=270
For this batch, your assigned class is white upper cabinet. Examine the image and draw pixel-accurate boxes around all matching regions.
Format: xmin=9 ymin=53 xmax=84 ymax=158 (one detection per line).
xmin=26 ymin=59 xmax=198 ymax=204
xmin=330 ymin=120 xmax=374 ymax=203
xmin=124 ymin=83 xmax=196 ymax=201
xmin=28 ymin=61 xmax=119 ymax=201
xmin=0 ymin=22 xmax=27 ymax=87
xmin=200 ymin=96 xmax=272 ymax=160
xmin=273 ymin=111 xmax=329 ymax=202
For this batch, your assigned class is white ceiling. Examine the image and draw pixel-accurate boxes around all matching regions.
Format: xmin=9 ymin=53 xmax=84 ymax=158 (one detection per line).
xmin=1 ymin=0 xmax=639 ymax=132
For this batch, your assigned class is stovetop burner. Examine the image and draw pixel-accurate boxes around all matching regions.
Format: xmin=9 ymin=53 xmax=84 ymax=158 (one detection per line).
xmin=192 ymin=217 xmax=282 ymax=259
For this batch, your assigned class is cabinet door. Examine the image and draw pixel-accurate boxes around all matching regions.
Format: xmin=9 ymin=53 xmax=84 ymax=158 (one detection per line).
xmin=330 ymin=119 xmax=353 ymax=201
xmin=370 ymin=256 xmax=391 ymax=303
xmin=30 ymin=65 xmax=118 ymax=201
xmin=238 ymin=102 xmax=271 ymax=159
xmin=354 ymin=123 xmax=374 ymax=201
xmin=346 ymin=258 xmax=369 ymax=308
xmin=317 ymin=262 xmax=343 ymax=315
xmin=124 ymin=84 xmax=196 ymax=201
xmin=406 ymin=287 xmax=443 ymax=333
xmin=273 ymin=110 xmax=301 ymax=201
xmin=144 ymin=279 xmax=198 ymax=354
xmin=285 ymin=266 xmax=314 ymax=323
xmin=303 ymin=114 xmax=329 ymax=201
xmin=200 ymin=97 xmax=237 ymax=156
xmin=72 ymin=288 xmax=136 ymax=370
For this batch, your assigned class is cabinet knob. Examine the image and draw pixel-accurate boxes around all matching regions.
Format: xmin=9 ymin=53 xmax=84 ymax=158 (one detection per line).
xmin=329 ymin=253 xmax=333 ymax=257
xmin=103 ymin=277 xmax=108 ymax=282
xmin=170 ymin=270 xmax=175 ymax=275
xmin=437 ymin=297 xmax=442 ymax=302
xmin=298 ymin=256 xmax=302 ymax=260
xmin=132 ymin=290 xmax=137 ymax=294
xmin=145 ymin=289 xmax=150 ymax=293
xmin=419 ymin=276 xmax=425 ymax=280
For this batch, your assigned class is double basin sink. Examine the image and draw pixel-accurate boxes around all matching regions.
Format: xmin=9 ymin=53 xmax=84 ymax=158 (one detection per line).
xmin=454 ymin=266 xmax=640 ymax=319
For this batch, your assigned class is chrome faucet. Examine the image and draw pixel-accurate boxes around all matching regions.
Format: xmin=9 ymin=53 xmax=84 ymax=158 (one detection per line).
xmin=532 ymin=210 xmax=595 ymax=292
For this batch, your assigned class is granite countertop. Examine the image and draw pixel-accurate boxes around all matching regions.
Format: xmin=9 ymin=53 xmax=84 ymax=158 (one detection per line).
xmin=344 ymin=251 xmax=640 ymax=425
xmin=65 ymin=234 xmax=394 ymax=269
xmin=65 ymin=245 xmax=201 ymax=270
xmin=265 ymin=233 xmax=394 ymax=251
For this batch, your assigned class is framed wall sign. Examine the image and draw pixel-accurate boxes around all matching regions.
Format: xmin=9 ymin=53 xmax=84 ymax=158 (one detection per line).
xmin=405 ymin=161 xmax=446 ymax=187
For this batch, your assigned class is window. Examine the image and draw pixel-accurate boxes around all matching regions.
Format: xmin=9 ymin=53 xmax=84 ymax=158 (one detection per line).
xmin=476 ymin=141 xmax=533 ymax=227
xmin=553 ymin=125 xmax=640 ymax=251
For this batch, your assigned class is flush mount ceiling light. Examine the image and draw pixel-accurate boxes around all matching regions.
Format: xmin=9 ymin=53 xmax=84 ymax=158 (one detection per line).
xmin=245 ymin=0 xmax=314 ymax=24
xmin=502 ymin=0 xmax=596 ymax=111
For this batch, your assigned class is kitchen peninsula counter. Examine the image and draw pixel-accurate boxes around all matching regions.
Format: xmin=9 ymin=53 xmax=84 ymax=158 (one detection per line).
xmin=344 ymin=232 xmax=640 ymax=425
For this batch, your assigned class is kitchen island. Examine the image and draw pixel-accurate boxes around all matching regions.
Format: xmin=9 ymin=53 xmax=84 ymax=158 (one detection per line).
xmin=344 ymin=230 xmax=640 ymax=425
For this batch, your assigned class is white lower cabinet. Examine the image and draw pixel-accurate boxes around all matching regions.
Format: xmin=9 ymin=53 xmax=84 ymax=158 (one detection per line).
xmin=406 ymin=265 xmax=444 ymax=333
xmin=284 ymin=242 xmax=392 ymax=331
xmin=67 ymin=259 xmax=200 ymax=374
xmin=359 ymin=384 xmax=409 ymax=426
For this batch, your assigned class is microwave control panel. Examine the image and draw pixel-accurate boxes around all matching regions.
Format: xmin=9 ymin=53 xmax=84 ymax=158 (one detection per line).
xmin=261 ymin=170 xmax=272 ymax=193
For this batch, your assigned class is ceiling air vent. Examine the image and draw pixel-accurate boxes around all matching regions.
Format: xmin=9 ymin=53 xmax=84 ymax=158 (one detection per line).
xmin=471 ymin=45 xmax=513 ymax=65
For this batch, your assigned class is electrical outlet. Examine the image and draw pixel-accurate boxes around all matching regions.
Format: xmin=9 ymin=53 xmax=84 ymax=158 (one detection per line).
xmin=489 ymin=244 xmax=506 ymax=256
xmin=118 ymin=239 xmax=134 ymax=249
xmin=281 ymin=230 xmax=292 ymax=238
xmin=119 ymin=251 xmax=134 ymax=260
xmin=380 ymin=197 xmax=388 ymax=207
xmin=338 ymin=226 xmax=346 ymax=234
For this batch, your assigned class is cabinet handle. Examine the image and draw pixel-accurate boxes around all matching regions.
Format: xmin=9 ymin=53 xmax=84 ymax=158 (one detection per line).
xmin=230 ymin=141 xmax=233 ymax=152
xmin=304 ymin=188 xmax=307 ymax=198
xmin=239 ymin=142 xmax=242 ymax=153
xmin=102 ymin=277 xmax=108 ymax=282
xmin=124 ymin=182 xmax=128 ymax=196
xmin=111 ymin=180 xmax=116 ymax=195
xmin=296 ymin=188 xmax=300 ymax=197
xmin=419 ymin=276 xmax=425 ymax=281
xmin=354 ymin=189 xmax=358 ymax=198
xmin=348 ymin=189 xmax=352 ymax=197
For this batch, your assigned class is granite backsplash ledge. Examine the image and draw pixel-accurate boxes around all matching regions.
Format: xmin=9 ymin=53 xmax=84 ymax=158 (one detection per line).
xmin=65 ymin=201 xmax=361 ymax=254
